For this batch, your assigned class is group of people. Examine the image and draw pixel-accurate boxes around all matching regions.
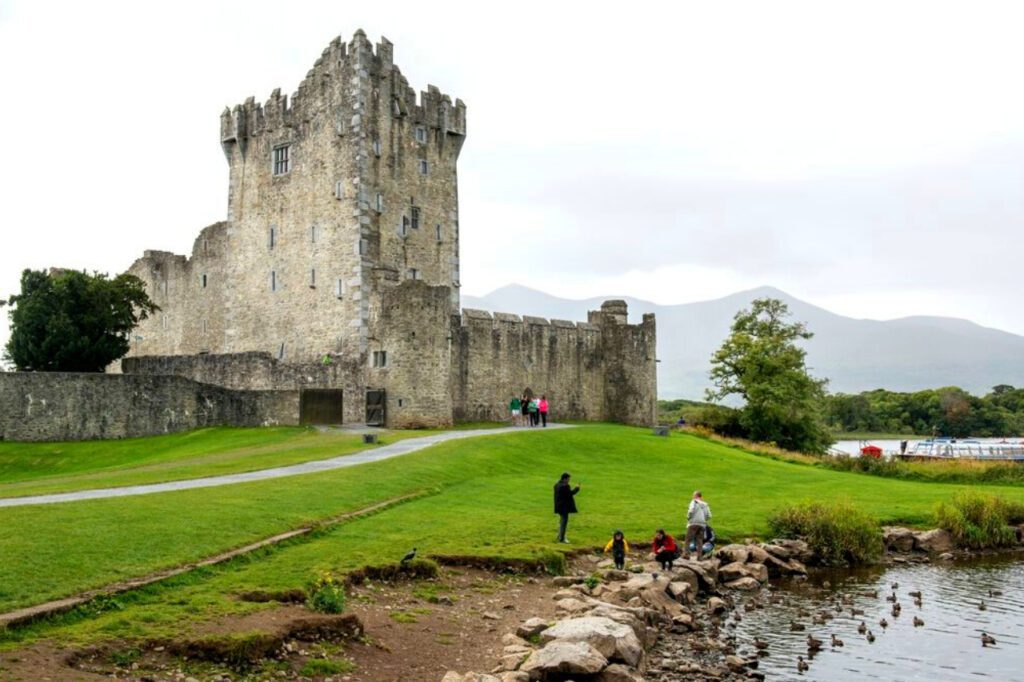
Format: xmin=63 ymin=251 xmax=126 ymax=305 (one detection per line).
xmin=510 ymin=394 xmax=549 ymax=427
xmin=554 ymin=473 xmax=715 ymax=569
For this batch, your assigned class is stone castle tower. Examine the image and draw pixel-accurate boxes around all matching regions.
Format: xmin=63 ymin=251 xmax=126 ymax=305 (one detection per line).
xmin=124 ymin=32 xmax=657 ymax=428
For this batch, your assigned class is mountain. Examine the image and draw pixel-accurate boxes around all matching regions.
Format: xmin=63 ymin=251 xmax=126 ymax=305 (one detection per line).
xmin=462 ymin=285 xmax=1024 ymax=399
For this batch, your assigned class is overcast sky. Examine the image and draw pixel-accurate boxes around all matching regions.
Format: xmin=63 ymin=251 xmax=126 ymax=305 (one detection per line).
xmin=2 ymin=0 xmax=1023 ymax=359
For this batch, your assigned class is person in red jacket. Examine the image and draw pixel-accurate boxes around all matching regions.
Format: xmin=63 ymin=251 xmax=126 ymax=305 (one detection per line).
xmin=539 ymin=395 xmax=550 ymax=427
xmin=652 ymin=529 xmax=681 ymax=570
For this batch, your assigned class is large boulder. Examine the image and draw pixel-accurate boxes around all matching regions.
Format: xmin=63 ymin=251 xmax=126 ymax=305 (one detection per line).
xmin=914 ymin=529 xmax=954 ymax=554
xmin=720 ymin=561 xmax=768 ymax=584
xmin=555 ymin=597 xmax=590 ymax=614
xmin=716 ymin=544 xmax=750 ymax=565
xmin=675 ymin=559 xmax=718 ymax=591
xmin=671 ymin=567 xmax=700 ymax=597
xmin=761 ymin=543 xmax=793 ymax=560
xmin=519 ymin=640 xmax=608 ymax=678
xmin=771 ymin=538 xmax=814 ymax=563
xmin=706 ymin=597 xmax=728 ymax=614
xmin=724 ymin=577 xmax=762 ymax=591
xmin=540 ymin=616 xmax=644 ymax=666
xmin=516 ymin=618 xmax=550 ymax=640
xmin=584 ymin=604 xmax=650 ymax=646
xmin=883 ymin=527 xmax=917 ymax=553
xmin=597 ymin=663 xmax=645 ymax=682
xmin=745 ymin=545 xmax=770 ymax=564
xmin=668 ymin=580 xmax=694 ymax=604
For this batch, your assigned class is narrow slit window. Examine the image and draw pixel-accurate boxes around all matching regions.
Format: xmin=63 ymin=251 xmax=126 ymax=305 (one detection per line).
xmin=334 ymin=180 xmax=343 ymax=200
xmin=410 ymin=206 xmax=420 ymax=229
xmin=309 ymin=268 xmax=316 ymax=288
xmin=372 ymin=137 xmax=382 ymax=156
xmin=408 ymin=268 xmax=419 ymax=281
xmin=335 ymin=278 xmax=344 ymax=298
xmin=272 ymin=144 xmax=291 ymax=175
xmin=277 ymin=343 xmax=286 ymax=360
xmin=310 ymin=225 xmax=317 ymax=243
xmin=419 ymin=159 xmax=428 ymax=175
xmin=270 ymin=270 xmax=277 ymax=292
xmin=400 ymin=216 xmax=409 ymax=237
xmin=375 ymin=193 xmax=384 ymax=212
xmin=201 ymin=274 xmax=208 ymax=288
xmin=435 ymin=224 xmax=442 ymax=242
xmin=268 ymin=226 xmax=276 ymax=249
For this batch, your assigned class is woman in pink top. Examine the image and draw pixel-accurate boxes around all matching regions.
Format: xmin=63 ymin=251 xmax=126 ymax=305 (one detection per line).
xmin=539 ymin=395 xmax=549 ymax=427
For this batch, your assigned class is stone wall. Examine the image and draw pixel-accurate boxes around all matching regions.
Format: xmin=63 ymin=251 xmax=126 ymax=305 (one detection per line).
xmin=0 ymin=372 xmax=298 ymax=442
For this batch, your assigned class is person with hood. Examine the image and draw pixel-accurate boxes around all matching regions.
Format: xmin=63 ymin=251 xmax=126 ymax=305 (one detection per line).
xmin=685 ymin=490 xmax=712 ymax=561
xmin=652 ymin=529 xmax=681 ymax=570
xmin=553 ymin=472 xmax=581 ymax=543
xmin=603 ymin=529 xmax=630 ymax=570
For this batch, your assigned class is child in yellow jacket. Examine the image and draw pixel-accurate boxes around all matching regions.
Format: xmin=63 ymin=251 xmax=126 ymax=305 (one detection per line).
xmin=603 ymin=530 xmax=630 ymax=570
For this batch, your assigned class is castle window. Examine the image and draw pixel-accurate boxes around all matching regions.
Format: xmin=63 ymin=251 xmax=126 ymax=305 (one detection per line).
xmin=414 ymin=126 xmax=427 ymax=144
xmin=435 ymin=224 xmax=442 ymax=242
xmin=202 ymin=319 xmax=208 ymax=333
xmin=334 ymin=180 xmax=344 ymax=200
xmin=203 ymin=239 xmax=209 ymax=255
xmin=408 ymin=268 xmax=420 ymax=281
xmin=335 ymin=278 xmax=345 ymax=298
xmin=310 ymin=225 xmax=318 ymax=243
xmin=358 ymin=239 xmax=367 ymax=256
xmin=397 ymin=398 xmax=404 ymax=408
xmin=268 ymin=226 xmax=276 ymax=249
xmin=400 ymin=216 xmax=409 ymax=238
xmin=372 ymin=350 xmax=388 ymax=368
xmin=375 ymin=193 xmax=384 ymax=212
xmin=272 ymin=144 xmax=291 ymax=175
xmin=278 ymin=343 xmax=286 ymax=360
xmin=309 ymin=268 xmax=316 ymax=288
xmin=270 ymin=270 xmax=278 ymax=292
xmin=372 ymin=137 xmax=382 ymax=157
xmin=419 ymin=159 xmax=429 ymax=175
xmin=410 ymin=206 xmax=420 ymax=229
xmin=201 ymin=274 xmax=208 ymax=288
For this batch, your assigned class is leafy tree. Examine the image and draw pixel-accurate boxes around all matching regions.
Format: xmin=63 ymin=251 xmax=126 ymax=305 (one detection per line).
xmin=707 ymin=298 xmax=831 ymax=452
xmin=3 ymin=269 xmax=158 ymax=372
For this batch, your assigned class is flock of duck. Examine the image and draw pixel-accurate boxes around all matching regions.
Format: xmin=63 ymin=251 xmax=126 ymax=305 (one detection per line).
xmin=723 ymin=580 xmax=1004 ymax=675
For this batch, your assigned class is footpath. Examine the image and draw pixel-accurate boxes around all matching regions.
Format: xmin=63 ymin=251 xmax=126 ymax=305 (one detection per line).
xmin=0 ymin=423 xmax=572 ymax=509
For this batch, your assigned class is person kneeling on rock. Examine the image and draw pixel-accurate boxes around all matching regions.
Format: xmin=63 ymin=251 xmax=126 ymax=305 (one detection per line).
xmin=652 ymin=529 xmax=681 ymax=570
xmin=604 ymin=529 xmax=630 ymax=570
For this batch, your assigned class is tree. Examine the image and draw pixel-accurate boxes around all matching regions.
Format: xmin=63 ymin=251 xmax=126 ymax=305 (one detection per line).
xmin=3 ymin=269 xmax=159 ymax=372
xmin=706 ymin=298 xmax=831 ymax=452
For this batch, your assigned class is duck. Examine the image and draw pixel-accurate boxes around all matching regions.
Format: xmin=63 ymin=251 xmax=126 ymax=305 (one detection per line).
xmin=879 ymin=618 xmax=889 ymax=629
xmin=886 ymin=592 xmax=898 ymax=603
xmin=981 ymin=632 xmax=997 ymax=647
xmin=754 ymin=636 xmax=769 ymax=650
xmin=866 ymin=589 xmax=879 ymax=599
xmin=797 ymin=655 xmax=809 ymax=672
xmin=891 ymin=604 xmax=901 ymax=617
xmin=988 ymin=589 xmax=1003 ymax=597
xmin=891 ymin=581 xmax=899 ymax=589
xmin=913 ymin=616 xmax=924 ymax=627
xmin=866 ymin=630 xmax=876 ymax=643
xmin=790 ymin=620 xmax=806 ymax=632
xmin=807 ymin=634 xmax=824 ymax=651
xmin=857 ymin=621 xmax=867 ymax=635
xmin=908 ymin=590 xmax=922 ymax=599
xmin=831 ymin=634 xmax=844 ymax=647
xmin=850 ymin=607 xmax=865 ymax=616
xmin=979 ymin=600 xmax=988 ymax=611
xmin=913 ymin=597 xmax=923 ymax=608
xmin=812 ymin=614 xmax=826 ymax=625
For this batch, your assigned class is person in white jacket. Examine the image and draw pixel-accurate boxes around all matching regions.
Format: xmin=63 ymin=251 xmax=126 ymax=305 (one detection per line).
xmin=685 ymin=490 xmax=712 ymax=560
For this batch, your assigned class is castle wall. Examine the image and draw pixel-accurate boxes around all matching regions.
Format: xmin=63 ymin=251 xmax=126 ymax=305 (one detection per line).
xmin=0 ymin=373 xmax=298 ymax=442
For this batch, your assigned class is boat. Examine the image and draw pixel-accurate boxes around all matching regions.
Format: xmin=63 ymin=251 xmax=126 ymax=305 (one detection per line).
xmin=900 ymin=438 xmax=1024 ymax=462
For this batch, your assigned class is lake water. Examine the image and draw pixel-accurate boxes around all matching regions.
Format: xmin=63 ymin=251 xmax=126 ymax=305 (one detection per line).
xmin=831 ymin=438 xmax=1024 ymax=457
xmin=728 ymin=555 xmax=1024 ymax=680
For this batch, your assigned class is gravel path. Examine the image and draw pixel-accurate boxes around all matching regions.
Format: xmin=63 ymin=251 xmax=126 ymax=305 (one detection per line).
xmin=0 ymin=424 xmax=572 ymax=508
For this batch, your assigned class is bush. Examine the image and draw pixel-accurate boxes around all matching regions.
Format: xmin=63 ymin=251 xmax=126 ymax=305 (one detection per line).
xmin=539 ymin=550 xmax=567 ymax=576
xmin=768 ymin=501 xmax=882 ymax=565
xmin=934 ymin=492 xmax=1020 ymax=549
xmin=307 ymin=571 xmax=346 ymax=614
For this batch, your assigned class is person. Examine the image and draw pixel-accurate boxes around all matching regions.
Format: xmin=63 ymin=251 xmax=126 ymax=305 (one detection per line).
xmin=528 ymin=397 xmax=540 ymax=427
xmin=690 ymin=524 xmax=716 ymax=558
xmin=685 ymin=491 xmax=712 ymax=561
xmin=900 ymin=440 xmax=908 ymax=455
xmin=652 ymin=529 xmax=680 ymax=570
xmin=603 ymin=529 xmax=630 ymax=570
xmin=553 ymin=472 xmax=580 ymax=543
xmin=539 ymin=395 xmax=549 ymax=427
xmin=509 ymin=396 xmax=522 ymax=425
xmin=521 ymin=394 xmax=530 ymax=427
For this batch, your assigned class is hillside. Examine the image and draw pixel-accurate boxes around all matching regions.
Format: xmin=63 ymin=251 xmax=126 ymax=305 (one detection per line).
xmin=463 ymin=285 xmax=1024 ymax=398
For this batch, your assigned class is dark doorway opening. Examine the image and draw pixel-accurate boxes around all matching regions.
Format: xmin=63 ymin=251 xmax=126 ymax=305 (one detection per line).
xmin=299 ymin=389 xmax=343 ymax=425
xmin=366 ymin=389 xmax=386 ymax=426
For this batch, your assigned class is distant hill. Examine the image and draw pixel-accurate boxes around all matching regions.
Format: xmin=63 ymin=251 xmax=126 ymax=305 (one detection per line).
xmin=462 ymin=285 xmax=1024 ymax=399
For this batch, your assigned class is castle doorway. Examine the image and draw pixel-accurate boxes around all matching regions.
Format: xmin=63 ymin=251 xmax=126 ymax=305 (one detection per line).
xmin=366 ymin=389 xmax=386 ymax=427
xmin=299 ymin=389 xmax=344 ymax=425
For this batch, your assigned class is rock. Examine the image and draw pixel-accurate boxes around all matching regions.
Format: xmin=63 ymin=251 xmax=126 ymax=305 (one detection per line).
xmin=519 ymin=641 xmax=608 ymax=677
xmin=675 ymin=559 xmax=718 ymax=591
xmin=745 ymin=545 xmax=770 ymax=564
xmin=540 ymin=616 xmax=644 ymax=666
xmin=516 ymin=617 xmax=550 ymax=639
xmin=883 ymin=526 xmax=917 ymax=553
xmin=584 ymin=604 xmax=650 ymax=644
xmin=483 ymin=611 xmax=501 ymax=620
xmin=671 ymin=567 xmax=700 ymax=597
xmin=503 ymin=633 xmax=531 ymax=646
xmin=597 ymin=663 xmax=646 ymax=682
xmin=716 ymin=544 xmax=750 ymax=565
xmin=553 ymin=589 xmax=580 ymax=600
xmin=671 ymin=613 xmax=694 ymax=630
xmin=552 ymin=576 xmax=582 ymax=587
xmin=497 ymin=652 xmax=529 ymax=672
xmin=761 ymin=543 xmax=792 ymax=559
xmin=719 ymin=561 xmax=750 ymax=583
xmin=938 ymin=552 xmax=955 ymax=561
xmin=503 ymin=644 xmax=533 ymax=655
xmin=724 ymin=577 xmax=762 ymax=591
xmin=914 ymin=529 xmax=954 ymax=554
xmin=667 ymin=580 xmax=694 ymax=604
xmin=555 ymin=598 xmax=590 ymax=614
xmin=726 ymin=654 xmax=749 ymax=671
xmin=707 ymin=597 xmax=728 ymax=614
xmin=500 ymin=673 xmax=530 ymax=682
xmin=771 ymin=538 xmax=814 ymax=562
xmin=603 ymin=569 xmax=630 ymax=581
xmin=442 ymin=673 xmax=463 ymax=682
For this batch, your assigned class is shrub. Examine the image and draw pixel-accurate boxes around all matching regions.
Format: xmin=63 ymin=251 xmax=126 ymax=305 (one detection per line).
xmin=539 ymin=550 xmax=567 ymax=576
xmin=584 ymin=574 xmax=600 ymax=590
xmin=768 ymin=501 xmax=882 ymax=566
xmin=307 ymin=571 xmax=346 ymax=614
xmin=934 ymin=492 xmax=1019 ymax=549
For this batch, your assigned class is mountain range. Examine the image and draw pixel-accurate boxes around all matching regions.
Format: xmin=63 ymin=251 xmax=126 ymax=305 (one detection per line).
xmin=462 ymin=285 xmax=1024 ymax=399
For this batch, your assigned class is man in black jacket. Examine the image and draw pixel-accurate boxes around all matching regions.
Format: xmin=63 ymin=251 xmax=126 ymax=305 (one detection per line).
xmin=553 ymin=472 xmax=581 ymax=544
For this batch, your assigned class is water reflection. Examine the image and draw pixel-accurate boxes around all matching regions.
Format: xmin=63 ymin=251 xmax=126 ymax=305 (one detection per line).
xmin=728 ymin=555 xmax=1024 ymax=680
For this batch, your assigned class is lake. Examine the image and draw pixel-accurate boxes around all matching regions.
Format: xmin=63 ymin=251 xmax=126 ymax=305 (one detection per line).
xmin=728 ymin=555 xmax=1024 ymax=680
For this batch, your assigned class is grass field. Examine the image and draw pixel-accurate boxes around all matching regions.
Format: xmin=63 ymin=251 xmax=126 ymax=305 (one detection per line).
xmin=2 ymin=424 xmax=1023 ymax=648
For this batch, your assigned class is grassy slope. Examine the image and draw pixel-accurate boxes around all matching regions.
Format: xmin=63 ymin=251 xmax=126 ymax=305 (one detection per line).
xmin=3 ymin=424 xmax=1024 ymax=638
xmin=0 ymin=427 xmax=439 ymax=497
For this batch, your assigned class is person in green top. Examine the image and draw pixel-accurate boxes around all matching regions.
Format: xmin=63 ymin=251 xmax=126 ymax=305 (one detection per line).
xmin=509 ymin=396 xmax=522 ymax=426
xmin=527 ymin=397 xmax=540 ymax=427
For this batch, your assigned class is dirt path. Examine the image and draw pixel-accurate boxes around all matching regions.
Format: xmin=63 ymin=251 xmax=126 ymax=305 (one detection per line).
xmin=0 ymin=424 xmax=572 ymax=509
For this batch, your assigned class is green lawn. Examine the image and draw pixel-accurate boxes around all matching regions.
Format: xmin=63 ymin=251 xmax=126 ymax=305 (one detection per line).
xmin=2 ymin=424 xmax=1023 ymax=647
xmin=0 ymin=427 xmax=433 ymax=498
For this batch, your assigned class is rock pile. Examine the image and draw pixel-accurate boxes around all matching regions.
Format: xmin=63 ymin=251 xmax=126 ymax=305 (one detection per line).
xmin=882 ymin=527 xmax=954 ymax=555
xmin=441 ymin=540 xmax=809 ymax=681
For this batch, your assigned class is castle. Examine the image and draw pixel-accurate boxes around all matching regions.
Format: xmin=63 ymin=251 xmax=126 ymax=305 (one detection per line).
xmin=120 ymin=31 xmax=657 ymax=429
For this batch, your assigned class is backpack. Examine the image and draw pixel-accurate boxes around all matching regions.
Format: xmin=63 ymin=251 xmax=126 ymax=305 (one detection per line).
xmin=704 ymin=525 xmax=716 ymax=544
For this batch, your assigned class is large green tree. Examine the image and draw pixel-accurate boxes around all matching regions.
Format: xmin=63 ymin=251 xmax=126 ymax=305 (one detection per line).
xmin=3 ymin=269 xmax=159 ymax=372
xmin=706 ymin=298 xmax=831 ymax=452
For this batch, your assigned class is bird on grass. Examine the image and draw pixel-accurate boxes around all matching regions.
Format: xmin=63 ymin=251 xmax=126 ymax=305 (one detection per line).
xmin=858 ymin=621 xmax=867 ymax=635
xmin=831 ymin=634 xmax=844 ymax=647
xmin=913 ymin=617 xmax=924 ymax=627
xmin=400 ymin=547 xmax=417 ymax=565
xmin=797 ymin=656 xmax=809 ymax=673
xmin=866 ymin=630 xmax=876 ymax=643
xmin=981 ymin=632 xmax=997 ymax=647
